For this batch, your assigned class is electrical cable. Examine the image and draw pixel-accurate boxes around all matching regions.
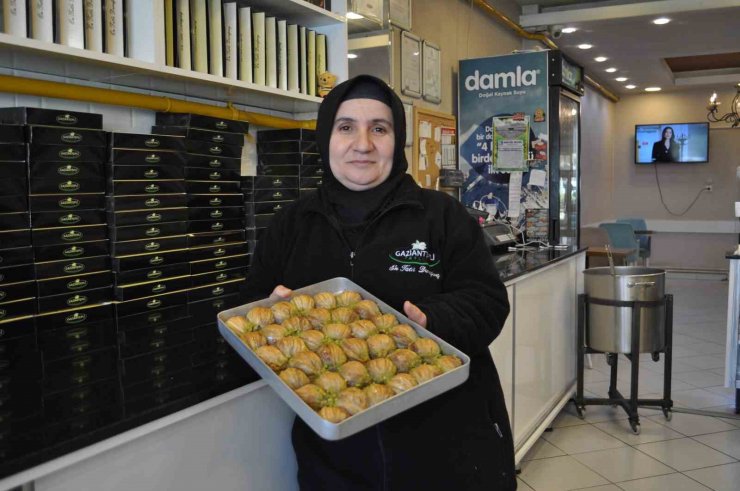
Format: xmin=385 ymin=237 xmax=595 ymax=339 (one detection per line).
xmin=653 ymin=163 xmax=708 ymax=217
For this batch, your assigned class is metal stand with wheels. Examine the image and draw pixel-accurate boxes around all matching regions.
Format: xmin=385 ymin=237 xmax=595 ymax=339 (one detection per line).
xmin=574 ymin=294 xmax=674 ymax=434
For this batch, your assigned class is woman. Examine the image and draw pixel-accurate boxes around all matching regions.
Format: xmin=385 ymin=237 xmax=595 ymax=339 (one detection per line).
xmin=244 ymin=75 xmax=516 ymax=490
xmin=651 ymin=126 xmax=679 ymax=162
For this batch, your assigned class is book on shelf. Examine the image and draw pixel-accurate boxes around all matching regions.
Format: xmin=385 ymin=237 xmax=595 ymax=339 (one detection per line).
xmin=316 ymin=33 xmax=327 ymax=78
xmin=277 ymin=19 xmax=287 ymax=91
xmin=264 ymin=16 xmax=277 ymax=88
xmin=223 ymin=0 xmax=237 ymax=79
xmin=191 ymin=0 xmax=208 ymax=73
xmin=207 ymin=0 xmax=223 ymax=77
xmin=57 ymin=0 xmax=85 ymax=49
xmin=306 ymin=0 xmax=331 ymax=9
xmin=83 ymin=0 xmax=103 ymax=52
xmin=3 ymin=0 xmax=27 ymax=37
xmin=105 ymin=0 xmax=124 ymax=56
xmin=251 ymin=10 xmax=265 ymax=85
xmin=175 ymin=0 xmax=191 ymax=69
xmin=299 ymin=25 xmax=307 ymax=95
xmin=238 ymin=5 xmax=253 ymax=83
xmin=30 ymin=0 xmax=54 ymax=42
xmin=307 ymin=29 xmax=316 ymax=96
xmin=164 ymin=0 xmax=175 ymax=66
xmin=126 ymin=0 xmax=164 ymax=64
xmin=287 ymin=24 xmax=299 ymax=93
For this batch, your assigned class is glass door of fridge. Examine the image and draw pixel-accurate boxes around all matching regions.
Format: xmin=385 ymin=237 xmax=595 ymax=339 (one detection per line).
xmin=557 ymin=93 xmax=580 ymax=245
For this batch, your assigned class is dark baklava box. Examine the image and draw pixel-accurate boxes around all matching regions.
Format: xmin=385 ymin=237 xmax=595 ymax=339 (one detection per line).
xmin=111 ymin=235 xmax=188 ymax=256
xmin=300 ymin=177 xmax=324 ymax=189
xmin=190 ymin=267 xmax=247 ymax=288
xmin=108 ymin=163 xmax=185 ymax=180
xmin=186 ymin=140 xmax=242 ymax=159
xmin=0 ymin=212 xmax=30 ymax=230
xmin=108 ymin=132 xmax=186 ymax=151
xmin=105 ymin=193 xmax=187 ymax=211
xmin=254 ymin=213 xmax=274 ymax=228
xmin=107 ymin=180 xmax=186 ymax=196
xmin=0 ymin=177 xmax=28 ymax=196
xmin=0 ymin=228 xmax=31 ymax=249
xmin=185 ymin=181 xmax=241 ymax=194
xmin=35 ymin=302 xmax=113 ymax=332
xmin=30 ymin=177 xmax=106 ymax=194
xmin=42 ymin=347 xmax=117 ymax=392
xmin=253 ymin=176 xmax=299 ymax=190
xmin=119 ymin=322 xmax=194 ymax=359
xmin=33 ymin=239 xmax=109 ymax=262
xmin=0 ymin=194 xmax=28 ymax=212
xmin=254 ymin=188 xmax=299 ymax=202
xmin=112 ymin=249 xmax=189 ymax=273
xmin=34 ymin=255 xmax=110 ymax=280
xmin=109 ymin=149 xmax=186 ymax=166
xmin=0 ymin=124 xmax=26 ymax=143
xmin=254 ymin=200 xmax=291 ymax=215
xmin=0 ymin=335 xmax=41 ymax=376
xmin=0 ymin=245 xmax=33 ymax=267
xmin=0 ymin=161 xmax=29 ymax=179
xmin=188 ymin=242 xmax=248 ymax=262
xmin=0 ymin=143 xmax=27 ymax=161
xmin=108 ymin=221 xmax=187 ymax=242
xmin=120 ymin=341 xmax=195 ymax=387
xmin=114 ymin=275 xmax=191 ymax=302
xmin=256 ymin=128 xmax=316 ymax=142
xmin=188 ymin=206 xmax=244 ymax=221
xmin=0 ymin=107 xmax=103 ymax=129
xmin=185 ymin=153 xmax=240 ymax=170
xmin=0 ymin=263 xmax=35 ymax=286
xmin=29 ymin=144 xmax=106 ymax=163
xmin=187 ymin=193 xmax=243 ymax=208
xmin=0 ymin=315 xmax=35 ymax=342
xmin=37 ymin=286 xmax=112 ymax=313
xmin=42 ymin=376 xmax=119 ymax=421
xmin=27 ymin=126 xmax=106 ymax=147
xmin=31 ymin=161 xmax=104 ymax=180
xmin=113 ymin=263 xmax=189 ymax=286
xmin=31 ymin=224 xmax=107 ymax=246
xmin=31 ymin=209 xmax=106 ymax=228
xmin=114 ymin=304 xmax=189 ymax=332
xmin=107 ymin=207 xmax=188 ymax=227
xmin=256 ymin=140 xmax=317 ymax=154
xmin=29 ymin=193 xmax=105 ymax=212
xmin=154 ymin=112 xmax=249 ymax=134
xmin=114 ymin=289 xmax=189 ymax=318
xmin=190 ymin=253 xmax=249 ymax=275
xmin=257 ymin=152 xmax=321 ymax=166
xmin=0 ymin=280 xmax=36 ymax=305
xmin=187 ymin=218 xmax=244 ymax=234
xmin=152 ymin=125 xmax=244 ymax=146
xmin=185 ymin=167 xmax=240 ymax=182
xmin=188 ymin=280 xmax=240 ymax=302
xmin=36 ymin=270 xmax=113 ymax=297
xmin=300 ymin=165 xmax=324 ymax=178
xmin=186 ymin=230 xmax=245 ymax=248
xmin=256 ymin=164 xmax=299 ymax=177
xmin=189 ymin=293 xmax=241 ymax=326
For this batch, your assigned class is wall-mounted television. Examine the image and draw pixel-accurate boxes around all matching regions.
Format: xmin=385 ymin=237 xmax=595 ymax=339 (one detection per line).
xmin=635 ymin=122 xmax=709 ymax=164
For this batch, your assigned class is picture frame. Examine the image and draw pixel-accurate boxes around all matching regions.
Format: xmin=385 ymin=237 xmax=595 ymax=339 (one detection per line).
xmin=422 ymin=40 xmax=441 ymax=104
xmin=403 ymin=102 xmax=413 ymax=147
xmin=389 ymin=0 xmax=412 ymax=31
xmin=350 ymin=0 xmax=383 ymax=25
xmin=400 ymin=31 xmax=422 ymax=99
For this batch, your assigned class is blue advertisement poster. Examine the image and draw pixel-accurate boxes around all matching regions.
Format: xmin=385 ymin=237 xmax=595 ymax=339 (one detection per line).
xmin=458 ymin=51 xmax=549 ymax=232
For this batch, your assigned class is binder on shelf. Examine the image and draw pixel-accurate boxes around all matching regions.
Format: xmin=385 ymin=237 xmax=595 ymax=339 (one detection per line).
xmin=126 ymin=0 xmax=165 ymax=64
xmin=277 ymin=19 xmax=288 ymax=91
xmin=30 ymin=0 xmax=54 ymax=42
xmin=207 ymin=0 xmax=223 ymax=77
xmin=223 ymin=0 xmax=237 ymax=79
xmin=307 ymin=29 xmax=316 ymax=96
xmin=164 ymin=0 xmax=175 ymax=66
xmin=264 ymin=16 xmax=277 ymax=88
xmin=287 ymin=24 xmax=299 ymax=93
xmin=83 ymin=0 xmax=103 ymax=52
xmin=316 ymin=33 xmax=327 ymax=78
xmin=3 ymin=0 xmax=28 ymax=37
xmin=57 ymin=0 xmax=85 ymax=49
xmin=191 ymin=0 xmax=208 ymax=73
xmin=251 ymin=11 xmax=265 ymax=85
xmin=176 ymin=0 xmax=191 ymax=69
xmin=299 ymin=26 xmax=307 ymax=95
xmin=238 ymin=5 xmax=252 ymax=83
xmin=105 ymin=0 xmax=124 ymax=56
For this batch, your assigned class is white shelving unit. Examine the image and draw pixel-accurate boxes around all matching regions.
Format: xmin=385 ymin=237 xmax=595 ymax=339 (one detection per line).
xmin=0 ymin=0 xmax=348 ymax=116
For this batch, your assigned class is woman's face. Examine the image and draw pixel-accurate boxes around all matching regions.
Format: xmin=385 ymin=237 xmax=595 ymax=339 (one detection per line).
xmin=329 ymin=98 xmax=395 ymax=191
xmin=663 ymin=128 xmax=673 ymax=139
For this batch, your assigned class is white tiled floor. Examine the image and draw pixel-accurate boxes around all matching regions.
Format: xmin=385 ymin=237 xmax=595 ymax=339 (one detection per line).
xmin=518 ymin=277 xmax=740 ymax=490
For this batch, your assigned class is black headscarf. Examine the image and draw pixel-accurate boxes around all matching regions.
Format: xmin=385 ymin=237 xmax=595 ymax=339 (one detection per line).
xmin=316 ymin=75 xmax=409 ymax=229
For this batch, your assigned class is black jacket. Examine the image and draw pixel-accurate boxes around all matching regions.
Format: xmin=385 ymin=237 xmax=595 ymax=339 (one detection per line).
xmin=652 ymin=140 xmax=678 ymax=162
xmin=243 ymin=175 xmax=516 ymax=490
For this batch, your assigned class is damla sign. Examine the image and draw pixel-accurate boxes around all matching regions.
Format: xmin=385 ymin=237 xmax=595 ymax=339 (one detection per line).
xmin=464 ymin=66 xmax=540 ymax=91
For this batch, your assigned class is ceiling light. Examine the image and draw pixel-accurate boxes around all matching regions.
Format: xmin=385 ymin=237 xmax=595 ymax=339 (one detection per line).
xmin=652 ymin=18 xmax=671 ymax=25
xmin=562 ymin=27 xmax=577 ymax=34
xmin=625 ymin=85 xmax=636 ymax=89
xmin=347 ymin=53 xmax=358 ymax=59
xmin=605 ymin=67 xmax=617 ymax=73
xmin=346 ymin=12 xmax=364 ymax=20
xmin=615 ymin=77 xmax=628 ymax=82
xmin=577 ymin=44 xmax=592 ymax=50
xmin=706 ymin=83 xmax=740 ymax=127
xmin=645 ymin=87 xmax=662 ymax=92
xmin=594 ymin=56 xmax=608 ymax=62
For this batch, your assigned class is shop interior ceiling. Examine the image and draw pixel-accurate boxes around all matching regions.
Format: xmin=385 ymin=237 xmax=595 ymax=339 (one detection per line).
xmin=514 ymin=0 xmax=740 ymax=94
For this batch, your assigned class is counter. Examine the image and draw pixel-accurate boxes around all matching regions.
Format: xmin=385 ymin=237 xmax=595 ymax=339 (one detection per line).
xmin=0 ymin=248 xmax=585 ymax=491
xmin=724 ymin=250 xmax=740 ymax=413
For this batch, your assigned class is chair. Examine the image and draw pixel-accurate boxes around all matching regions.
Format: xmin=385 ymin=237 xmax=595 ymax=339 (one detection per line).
xmin=581 ymin=227 xmax=611 ymax=268
xmin=598 ymin=222 xmax=640 ymax=265
xmin=617 ymin=217 xmax=651 ymax=264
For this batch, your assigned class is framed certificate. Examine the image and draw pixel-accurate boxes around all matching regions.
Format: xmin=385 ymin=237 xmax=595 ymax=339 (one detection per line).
xmin=400 ymin=31 xmax=422 ymax=98
xmin=351 ymin=0 xmax=383 ymax=24
xmin=403 ymin=102 xmax=413 ymax=147
xmin=422 ymin=41 xmax=441 ymax=104
xmin=389 ymin=0 xmax=412 ymax=30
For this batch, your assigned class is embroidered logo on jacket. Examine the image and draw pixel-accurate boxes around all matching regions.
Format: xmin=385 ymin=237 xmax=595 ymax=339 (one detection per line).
xmin=388 ymin=241 xmax=441 ymax=279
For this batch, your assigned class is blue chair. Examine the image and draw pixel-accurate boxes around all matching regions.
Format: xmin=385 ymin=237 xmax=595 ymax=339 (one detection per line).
xmin=598 ymin=222 xmax=640 ymax=264
xmin=616 ymin=217 xmax=651 ymax=264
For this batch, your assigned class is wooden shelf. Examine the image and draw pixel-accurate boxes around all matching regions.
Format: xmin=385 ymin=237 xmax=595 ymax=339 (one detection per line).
xmin=245 ymin=0 xmax=346 ymax=26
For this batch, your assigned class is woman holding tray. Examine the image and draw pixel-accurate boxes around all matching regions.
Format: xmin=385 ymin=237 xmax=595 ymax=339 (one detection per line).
xmin=244 ymin=75 xmax=516 ymax=490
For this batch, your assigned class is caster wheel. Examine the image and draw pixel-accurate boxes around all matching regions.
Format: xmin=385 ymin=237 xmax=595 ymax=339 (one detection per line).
xmin=606 ymin=354 xmax=615 ymax=366
xmin=652 ymin=352 xmax=660 ymax=362
xmin=630 ymin=421 xmax=641 ymax=434
xmin=663 ymin=409 xmax=673 ymax=421
xmin=575 ymin=405 xmax=586 ymax=419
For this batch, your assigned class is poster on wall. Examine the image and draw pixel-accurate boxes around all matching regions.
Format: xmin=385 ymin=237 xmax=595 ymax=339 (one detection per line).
xmin=458 ymin=51 xmax=549 ymax=229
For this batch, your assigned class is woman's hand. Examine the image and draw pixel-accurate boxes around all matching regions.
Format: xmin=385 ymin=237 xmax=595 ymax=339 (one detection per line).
xmin=403 ymin=301 xmax=427 ymax=328
xmin=270 ymin=285 xmax=292 ymax=301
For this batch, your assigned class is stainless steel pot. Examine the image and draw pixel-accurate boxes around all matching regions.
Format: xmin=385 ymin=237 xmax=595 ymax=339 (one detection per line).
xmin=584 ymin=267 xmax=666 ymax=353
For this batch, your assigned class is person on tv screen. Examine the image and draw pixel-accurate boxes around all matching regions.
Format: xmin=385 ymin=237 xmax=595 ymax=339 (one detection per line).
xmin=651 ymin=126 xmax=679 ymax=162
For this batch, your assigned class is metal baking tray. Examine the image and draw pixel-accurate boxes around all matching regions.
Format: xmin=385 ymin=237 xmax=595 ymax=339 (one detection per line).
xmin=217 ymin=277 xmax=470 ymax=441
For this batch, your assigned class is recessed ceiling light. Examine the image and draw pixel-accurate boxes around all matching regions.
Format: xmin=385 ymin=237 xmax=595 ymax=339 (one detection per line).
xmin=645 ymin=87 xmax=662 ymax=92
xmin=562 ymin=27 xmax=578 ymax=34
xmin=625 ymin=85 xmax=636 ymax=89
xmin=346 ymin=12 xmax=364 ymax=20
xmin=605 ymin=67 xmax=617 ymax=73
xmin=347 ymin=53 xmax=358 ymax=59
xmin=615 ymin=77 xmax=628 ymax=82
xmin=594 ymin=56 xmax=608 ymax=62
xmin=578 ymin=44 xmax=593 ymax=50
xmin=652 ymin=17 xmax=671 ymax=25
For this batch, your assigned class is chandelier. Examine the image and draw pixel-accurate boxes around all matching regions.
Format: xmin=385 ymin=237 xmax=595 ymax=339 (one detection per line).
xmin=707 ymin=83 xmax=740 ymax=127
